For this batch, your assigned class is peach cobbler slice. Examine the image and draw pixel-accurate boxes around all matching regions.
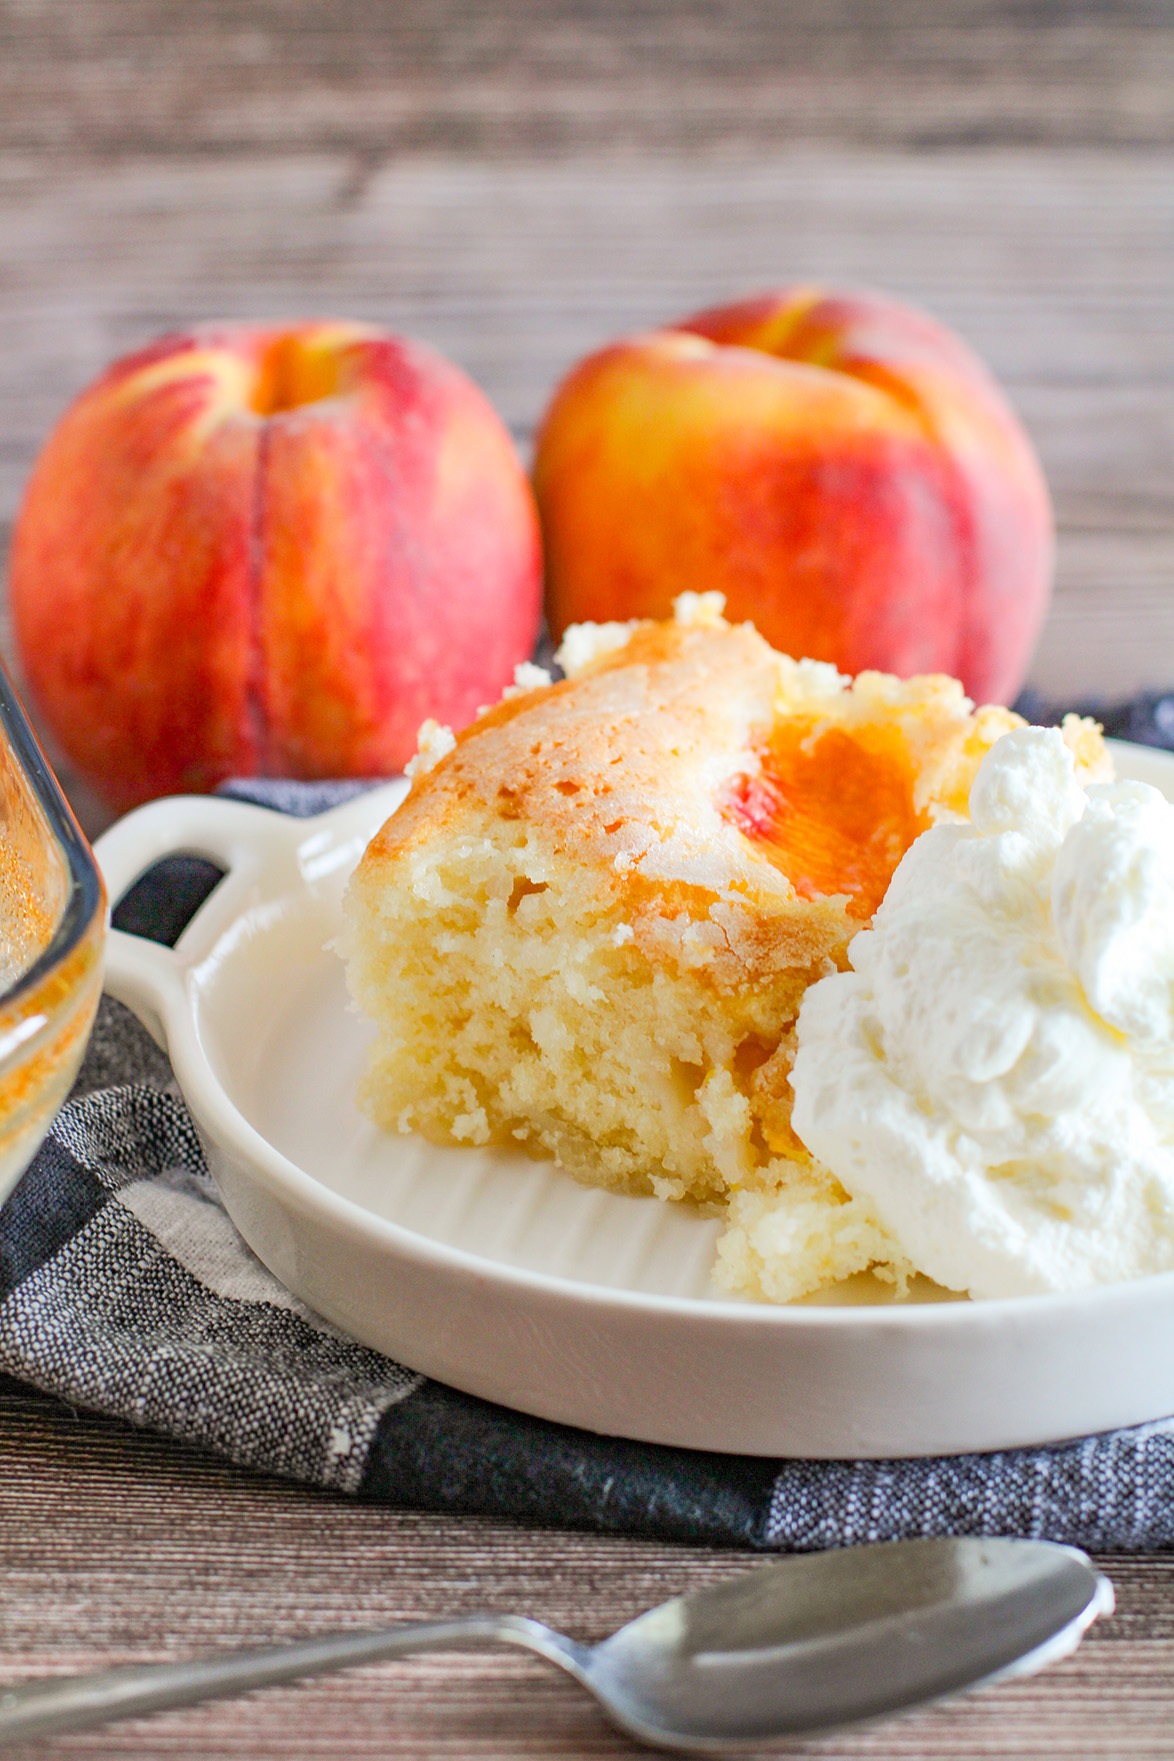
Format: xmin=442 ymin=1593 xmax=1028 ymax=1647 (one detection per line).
xmin=340 ymin=596 xmax=1105 ymax=1302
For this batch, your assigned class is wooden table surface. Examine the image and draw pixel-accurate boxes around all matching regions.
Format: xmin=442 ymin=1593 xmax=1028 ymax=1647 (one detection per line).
xmin=2 ymin=5 xmax=1174 ymax=1756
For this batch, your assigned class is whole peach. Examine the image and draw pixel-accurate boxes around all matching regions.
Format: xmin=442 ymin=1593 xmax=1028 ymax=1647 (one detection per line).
xmin=11 ymin=322 xmax=542 ymax=810
xmin=534 ymin=288 xmax=1052 ymax=704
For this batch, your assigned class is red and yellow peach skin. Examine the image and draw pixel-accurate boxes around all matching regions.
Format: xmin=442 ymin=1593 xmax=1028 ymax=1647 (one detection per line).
xmin=11 ymin=322 xmax=542 ymax=810
xmin=534 ymin=288 xmax=1052 ymax=705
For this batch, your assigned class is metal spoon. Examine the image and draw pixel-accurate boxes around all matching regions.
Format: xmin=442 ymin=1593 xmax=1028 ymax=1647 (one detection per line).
xmin=0 ymin=1537 xmax=1111 ymax=1751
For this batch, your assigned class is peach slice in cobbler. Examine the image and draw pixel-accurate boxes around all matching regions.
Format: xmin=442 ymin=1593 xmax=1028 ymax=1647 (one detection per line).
xmin=721 ymin=720 xmax=928 ymax=919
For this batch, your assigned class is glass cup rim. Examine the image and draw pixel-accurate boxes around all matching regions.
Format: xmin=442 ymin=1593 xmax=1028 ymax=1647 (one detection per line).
xmin=0 ymin=659 xmax=106 ymax=1014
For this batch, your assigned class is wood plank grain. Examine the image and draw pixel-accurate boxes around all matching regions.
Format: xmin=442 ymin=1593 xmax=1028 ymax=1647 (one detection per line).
xmin=0 ymin=0 xmax=1172 ymax=156
xmin=0 ymin=1378 xmax=1167 ymax=1761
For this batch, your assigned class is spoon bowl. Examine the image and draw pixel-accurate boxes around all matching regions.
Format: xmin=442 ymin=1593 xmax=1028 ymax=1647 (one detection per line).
xmin=584 ymin=1536 xmax=1112 ymax=1749
xmin=0 ymin=1537 xmax=1112 ymax=1751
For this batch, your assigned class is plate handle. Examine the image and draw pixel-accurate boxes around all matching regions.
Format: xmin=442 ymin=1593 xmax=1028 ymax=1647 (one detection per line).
xmin=94 ymin=795 xmax=297 ymax=1051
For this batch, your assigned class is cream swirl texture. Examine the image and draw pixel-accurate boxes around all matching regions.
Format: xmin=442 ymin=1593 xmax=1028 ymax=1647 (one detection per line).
xmin=790 ymin=725 xmax=1174 ymax=1298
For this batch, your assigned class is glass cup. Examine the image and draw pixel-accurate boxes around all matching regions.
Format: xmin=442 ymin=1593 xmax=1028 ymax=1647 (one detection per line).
xmin=0 ymin=662 xmax=105 ymax=1204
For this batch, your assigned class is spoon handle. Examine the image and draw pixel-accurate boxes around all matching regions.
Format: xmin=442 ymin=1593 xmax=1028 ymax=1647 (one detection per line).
xmin=0 ymin=1615 xmax=583 ymax=1745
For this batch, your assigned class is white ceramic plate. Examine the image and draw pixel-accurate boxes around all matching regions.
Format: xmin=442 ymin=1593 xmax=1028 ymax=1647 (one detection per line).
xmin=95 ymin=739 xmax=1174 ymax=1459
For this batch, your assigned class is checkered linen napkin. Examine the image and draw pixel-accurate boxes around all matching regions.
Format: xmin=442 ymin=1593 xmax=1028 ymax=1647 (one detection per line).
xmin=4 ymin=705 xmax=1174 ymax=1553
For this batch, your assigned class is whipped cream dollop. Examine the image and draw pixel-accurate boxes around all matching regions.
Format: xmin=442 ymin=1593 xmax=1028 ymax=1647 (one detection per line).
xmin=790 ymin=726 xmax=1174 ymax=1299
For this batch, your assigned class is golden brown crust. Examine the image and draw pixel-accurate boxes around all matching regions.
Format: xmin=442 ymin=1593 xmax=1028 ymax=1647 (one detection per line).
xmin=355 ymin=609 xmax=1041 ymax=994
xmin=367 ymin=618 xmax=780 ymax=888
